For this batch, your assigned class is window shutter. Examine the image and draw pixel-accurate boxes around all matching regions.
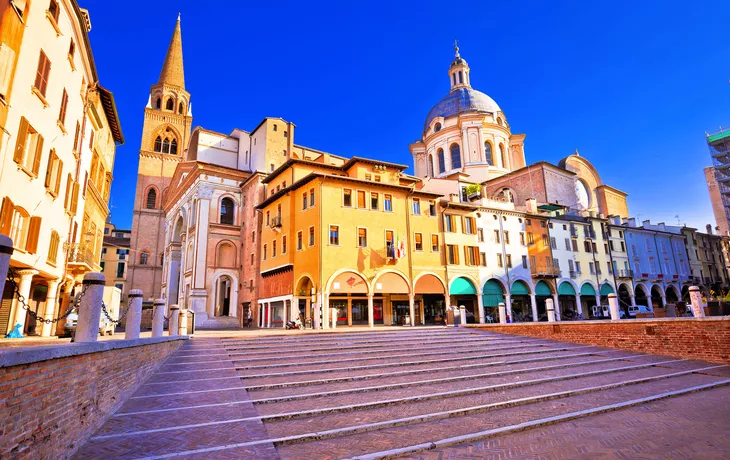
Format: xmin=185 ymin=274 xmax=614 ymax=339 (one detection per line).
xmin=71 ymin=182 xmax=79 ymax=213
xmin=0 ymin=197 xmax=14 ymax=235
xmin=13 ymin=118 xmax=28 ymax=164
xmin=64 ymin=175 xmax=72 ymax=210
xmin=32 ymin=134 xmax=44 ymax=175
xmin=0 ymin=43 xmax=15 ymax=98
xmin=44 ymin=152 xmax=53 ymax=188
xmin=26 ymin=216 xmax=41 ymax=254
xmin=55 ymin=159 xmax=63 ymax=195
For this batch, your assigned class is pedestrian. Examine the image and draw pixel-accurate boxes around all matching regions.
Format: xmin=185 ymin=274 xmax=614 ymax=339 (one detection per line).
xmin=247 ymin=309 xmax=252 ymax=328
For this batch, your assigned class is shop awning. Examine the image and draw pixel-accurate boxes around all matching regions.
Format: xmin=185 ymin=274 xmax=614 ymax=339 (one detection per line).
xmin=558 ymin=282 xmax=576 ymax=296
xmin=451 ymin=277 xmax=476 ymax=295
xmin=483 ymin=279 xmax=505 ymax=307
xmin=600 ymin=284 xmax=615 ymax=295
xmin=580 ymin=283 xmax=596 ymax=296
xmin=511 ymin=280 xmax=530 ymax=296
xmin=535 ymin=280 xmax=553 ymax=296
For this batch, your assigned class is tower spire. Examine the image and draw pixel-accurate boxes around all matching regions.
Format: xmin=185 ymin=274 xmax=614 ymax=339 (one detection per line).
xmin=158 ymin=14 xmax=185 ymax=89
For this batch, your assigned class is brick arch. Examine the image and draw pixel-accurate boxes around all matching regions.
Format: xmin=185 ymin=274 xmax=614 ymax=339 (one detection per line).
xmin=143 ymin=185 xmax=159 ymax=209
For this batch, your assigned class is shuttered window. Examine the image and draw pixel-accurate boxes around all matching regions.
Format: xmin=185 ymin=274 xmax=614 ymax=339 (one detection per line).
xmin=13 ymin=117 xmax=44 ymax=176
xmin=44 ymin=150 xmax=62 ymax=196
xmin=58 ymin=89 xmax=68 ymax=125
xmin=34 ymin=51 xmax=51 ymax=97
xmin=47 ymin=231 xmax=60 ymax=265
xmin=0 ymin=197 xmax=14 ymax=235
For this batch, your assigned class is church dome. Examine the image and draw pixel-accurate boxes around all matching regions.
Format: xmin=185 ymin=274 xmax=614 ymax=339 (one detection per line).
xmin=424 ymin=87 xmax=501 ymax=132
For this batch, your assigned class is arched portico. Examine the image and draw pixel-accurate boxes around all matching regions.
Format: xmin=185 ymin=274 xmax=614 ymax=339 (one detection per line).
xmin=373 ymin=270 xmax=412 ymax=326
xmin=635 ymin=283 xmax=650 ymax=308
xmin=482 ymin=279 xmax=506 ymax=323
xmin=618 ymin=283 xmax=634 ymax=315
xmin=558 ymin=280 xmax=579 ymax=319
xmin=449 ymin=276 xmax=479 ymax=324
xmin=579 ymin=282 xmax=598 ymax=317
xmin=414 ymin=272 xmax=447 ymax=325
xmin=211 ymin=270 xmax=238 ymax=318
xmin=651 ymin=284 xmax=665 ymax=309
xmin=294 ymin=275 xmax=315 ymax=326
xmin=326 ymin=270 xmax=371 ymax=327
xmin=665 ymin=285 xmax=679 ymax=303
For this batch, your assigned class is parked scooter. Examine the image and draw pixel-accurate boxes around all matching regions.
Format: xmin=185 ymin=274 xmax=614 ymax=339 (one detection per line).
xmin=285 ymin=318 xmax=303 ymax=330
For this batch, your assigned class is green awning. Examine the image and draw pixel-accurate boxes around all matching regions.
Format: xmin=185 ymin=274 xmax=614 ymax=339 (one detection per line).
xmin=558 ymin=282 xmax=576 ymax=296
xmin=580 ymin=283 xmax=596 ymax=296
xmin=535 ymin=280 xmax=553 ymax=296
xmin=482 ymin=279 xmax=504 ymax=307
xmin=511 ymin=280 xmax=530 ymax=296
xmin=600 ymin=284 xmax=615 ymax=295
xmin=708 ymin=128 xmax=730 ymax=143
xmin=451 ymin=277 xmax=476 ymax=295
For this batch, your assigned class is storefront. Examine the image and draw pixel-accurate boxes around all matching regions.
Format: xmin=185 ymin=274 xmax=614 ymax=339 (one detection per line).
xmin=533 ymin=280 xmax=553 ymax=322
xmin=580 ymin=283 xmax=598 ymax=317
xmin=600 ymin=283 xmax=614 ymax=306
xmin=558 ymin=281 xmax=578 ymax=319
xmin=482 ymin=279 xmax=505 ymax=323
xmin=415 ymin=274 xmax=446 ymax=325
xmin=510 ymin=280 xmax=531 ymax=322
xmin=450 ymin=277 xmax=478 ymax=324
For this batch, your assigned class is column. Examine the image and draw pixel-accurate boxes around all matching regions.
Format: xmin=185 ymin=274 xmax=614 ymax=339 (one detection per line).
xmin=75 ymin=273 xmax=106 ymax=343
xmin=409 ymin=294 xmax=416 ymax=327
xmin=498 ymin=302 xmax=506 ymax=324
xmin=660 ymin=295 xmax=667 ymax=308
xmin=546 ymin=297 xmax=556 ymax=322
xmin=477 ymin=293 xmax=485 ymax=324
xmin=322 ymin=293 xmax=329 ymax=330
xmin=9 ymin=269 xmax=38 ymax=336
xmin=193 ymin=193 xmax=211 ymax=290
xmin=152 ymin=298 xmax=165 ymax=337
xmin=0 ymin=235 xmax=12 ymax=305
xmin=553 ymin=293 xmax=561 ymax=321
xmin=630 ymin=294 xmax=637 ymax=307
xmin=367 ymin=294 xmax=374 ymax=328
xmin=125 ymin=289 xmax=144 ymax=340
xmin=266 ymin=303 xmax=271 ymax=328
xmin=608 ymin=294 xmax=620 ymax=320
xmin=595 ymin=294 xmax=601 ymax=308
xmin=575 ymin=294 xmax=583 ymax=316
xmin=688 ymin=286 xmax=705 ymax=317
xmin=529 ymin=294 xmax=538 ymax=322
xmin=41 ymin=280 xmax=61 ymax=337
xmin=168 ymin=305 xmax=180 ymax=336
xmin=461 ymin=128 xmax=469 ymax=166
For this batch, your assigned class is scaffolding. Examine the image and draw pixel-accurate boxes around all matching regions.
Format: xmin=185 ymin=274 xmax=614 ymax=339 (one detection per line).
xmin=708 ymin=127 xmax=730 ymax=222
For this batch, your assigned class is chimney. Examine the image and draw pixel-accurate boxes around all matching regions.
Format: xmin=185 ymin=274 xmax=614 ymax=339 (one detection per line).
xmin=706 ymin=224 xmax=713 ymax=235
xmin=525 ymin=198 xmax=537 ymax=214
xmin=657 ymin=222 xmax=665 ymax=231
xmin=642 ymin=219 xmax=651 ymax=228
xmin=627 ymin=218 xmax=637 ymax=227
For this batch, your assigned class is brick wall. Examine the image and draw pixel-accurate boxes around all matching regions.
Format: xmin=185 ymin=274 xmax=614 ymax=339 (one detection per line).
xmin=471 ymin=317 xmax=730 ymax=364
xmin=0 ymin=338 xmax=184 ymax=459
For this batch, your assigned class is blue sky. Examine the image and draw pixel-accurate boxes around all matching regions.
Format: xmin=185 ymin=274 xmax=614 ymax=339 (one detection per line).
xmin=87 ymin=0 xmax=730 ymax=230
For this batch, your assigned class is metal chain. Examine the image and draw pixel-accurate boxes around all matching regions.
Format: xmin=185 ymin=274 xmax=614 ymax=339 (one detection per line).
xmin=6 ymin=267 xmax=87 ymax=325
xmin=100 ymin=298 xmax=132 ymax=326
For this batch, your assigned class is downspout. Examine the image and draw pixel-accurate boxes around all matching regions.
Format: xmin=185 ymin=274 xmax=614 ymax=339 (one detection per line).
xmin=405 ymin=189 xmax=414 ymax=294
xmin=606 ymin=224 xmax=622 ymax=306
xmin=318 ymin=176 xmax=324 ymax=326
xmin=441 ymin=202 xmax=451 ymax=305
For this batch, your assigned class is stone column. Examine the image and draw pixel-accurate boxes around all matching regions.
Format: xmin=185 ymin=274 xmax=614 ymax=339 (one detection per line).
xmin=179 ymin=309 xmax=188 ymax=335
xmin=152 ymin=298 xmax=165 ymax=337
xmin=266 ymin=303 xmax=271 ymax=328
xmin=553 ymin=293 xmax=561 ymax=321
xmin=0 ymin=235 xmax=13 ymax=307
xmin=459 ymin=305 xmax=467 ymax=325
xmin=498 ymin=302 xmax=506 ymax=324
xmin=630 ymin=294 xmax=637 ymax=307
xmin=546 ymin=298 xmax=556 ymax=322
xmin=660 ymin=295 xmax=667 ymax=308
xmin=529 ymin=294 xmax=538 ymax=322
xmin=367 ymin=294 xmax=374 ymax=328
xmin=125 ymin=289 xmax=143 ymax=340
xmin=10 ymin=269 xmax=38 ymax=336
xmin=41 ymin=280 xmax=60 ymax=337
xmin=331 ymin=304 xmax=337 ymax=329
xmin=575 ymin=295 xmax=583 ymax=315
xmin=608 ymin=293 xmax=620 ymax=320
xmin=75 ymin=273 xmax=105 ymax=343
xmin=322 ymin=293 xmax=329 ymax=330
xmin=595 ymin=294 xmax=601 ymax=309
xmin=409 ymin=294 xmax=416 ymax=327
xmin=168 ymin=305 xmax=180 ymax=336
xmin=477 ymin=293 xmax=485 ymax=324
xmin=688 ymin=286 xmax=705 ymax=317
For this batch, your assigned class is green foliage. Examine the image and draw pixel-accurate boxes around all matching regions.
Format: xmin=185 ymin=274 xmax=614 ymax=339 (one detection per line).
xmin=465 ymin=184 xmax=481 ymax=196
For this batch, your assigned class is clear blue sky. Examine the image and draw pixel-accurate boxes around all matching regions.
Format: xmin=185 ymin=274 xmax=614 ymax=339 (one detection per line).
xmin=87 ymin=0 xmax=730 ymax=231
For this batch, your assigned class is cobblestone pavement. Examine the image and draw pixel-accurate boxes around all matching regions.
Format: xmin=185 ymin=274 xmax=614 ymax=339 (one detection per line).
xmin=73 ymin=327 xmax=730 ymax=459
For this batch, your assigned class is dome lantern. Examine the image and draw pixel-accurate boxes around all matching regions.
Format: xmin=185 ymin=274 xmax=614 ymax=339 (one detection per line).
xmin=449 ymin=40 xmax=470 ymax=91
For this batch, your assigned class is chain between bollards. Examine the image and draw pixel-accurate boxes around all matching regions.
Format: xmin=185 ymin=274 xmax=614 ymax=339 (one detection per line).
xmin=6 ymin=267 xmax=87 ymax=325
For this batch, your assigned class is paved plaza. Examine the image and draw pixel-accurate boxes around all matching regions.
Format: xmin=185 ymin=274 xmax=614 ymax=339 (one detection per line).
xmin=74 ymin=328 xmax=730 ymax=459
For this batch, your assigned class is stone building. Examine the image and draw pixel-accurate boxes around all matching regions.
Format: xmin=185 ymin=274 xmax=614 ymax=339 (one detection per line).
xmin=100 ymin=222 xmax=130 ymax=301
xmin=0 ymin=0 xmax=122 ymax=337
xmin=705 ymin=128 xmax=730 ymax=236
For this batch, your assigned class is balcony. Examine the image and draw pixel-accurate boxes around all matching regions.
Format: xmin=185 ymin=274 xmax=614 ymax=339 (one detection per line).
xmin=530 ymin=266 xmax=561 ymax=277
xmin=616 ymin=269 xmax=634 ymax=278
xmin=635 ymin=272 xmax=650 ymax=281
xmin=569 ymin=225 xmax=578 ymax=238
xmin=67 ymin=246 xmax=100 ymax=272
xmin=583 ymin=228 xmax=597 ymax=239
xmin=569 ymin=270 xmax=578 ymax=279
xmin=270 ymin=216 xmax=282 ymax=229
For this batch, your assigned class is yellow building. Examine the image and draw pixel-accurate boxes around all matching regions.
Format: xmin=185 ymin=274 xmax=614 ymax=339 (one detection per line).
xmin=100 ymin=222 xmax=131 ymax=301
xmin=256 ymin=157 xmax=445 ymax=328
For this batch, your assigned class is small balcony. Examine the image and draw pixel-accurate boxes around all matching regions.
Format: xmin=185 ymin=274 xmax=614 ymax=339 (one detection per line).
xmin=569 ymin=270 xmax=578 ymax=279
xmin=67 ymin=246 xmax=100 ymax=272
xmin=270 ymin=216 xmax=283 ymax=229
xmin=530 ymin=266 xmax=561 ymax=277
xmin=616 ymin=269 xmax=634 ymax=278
xmin=569 ymin=225 xmax=578 ymax=238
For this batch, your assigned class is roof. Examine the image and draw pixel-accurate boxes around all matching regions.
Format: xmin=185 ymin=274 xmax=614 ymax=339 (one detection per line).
xmin=97 ymin=85 xmax=124 ymax=144
xmin=707 ymin=127 xmax=730 ymax=144
xmin=424 ymin=88 xmax=501 ymax=132
xmin=157 ymin=15 xmax=185 ymax=88
xmin=342 ymin=156 xmax=408 ymax=172
xmin=103 ymin=236 xmax=130 ymax=248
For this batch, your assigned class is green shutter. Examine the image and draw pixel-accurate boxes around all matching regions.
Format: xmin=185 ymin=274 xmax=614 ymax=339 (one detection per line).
xmin=600 ymin=284 xmax=615 ymax=296
xmin=482 ymin=279 xmax=504 ymax=307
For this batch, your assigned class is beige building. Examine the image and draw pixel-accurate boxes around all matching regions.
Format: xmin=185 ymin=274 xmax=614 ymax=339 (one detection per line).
xmin=0 ymin=0 xmax=123 ymax=337
xmin=101 ymin=222 xmax=130 ymax=301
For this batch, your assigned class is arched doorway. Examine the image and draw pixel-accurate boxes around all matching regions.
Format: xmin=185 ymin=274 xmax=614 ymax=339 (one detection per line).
xmin=666 ymin=286 xmax=679 ymax=303
xmin=328 ymin=270 xmax=370 ymax=327
xmin=618 ymin=284 xmax=632 ymax=315
xmin=580 ymin=282 xmax=598 ymax=317
xmin=600 ymin=283 xmax=615 ymax=308
xmin=635 ymin=284 xmax=649 ymax=309
xmin=416 ymin=274 xmax=446 ymax=325
xmin=650 ymin=285 xmax=664 ymax=309
xmin=533 ymin=280 xmax=552 ymax=322
xmin=374 ymin=271 xmax=411 ymax=326
xmin=510 ymin=280 xmax=531 ymax=322
xmin=295 ymin=276 xmax=314 ymax=326
xmin=215 ymin=275 xmax=232 ymax=316
xmin=558 ymin=281 xmax=577 ymax=319
xmin=450 ymin=277 xmax=478 ymax=324
xmin=482 ymin=279 xmax=505 ymax=323
xmin=681 ymin=285 xmax=690 ymax=302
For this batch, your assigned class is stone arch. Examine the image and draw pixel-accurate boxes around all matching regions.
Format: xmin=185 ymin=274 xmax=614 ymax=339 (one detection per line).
xmin=499 ymin=143 xmax=508 ymax=169
xmin=580 ymin=279 xmax=599 ymax=292
xmin=211 ymin=270 xmax=239 ymax=317
xmin=533 ymin=279 xmax=552 ymax=295
xmin=295 ymin=274 xmax=315 ymax=296
xmin=511 ymin=279 xmax=533 ymax=295
xmin=666 ymin=284 xmax=679 ymax=302
xmin=427 ymin=154 xmax=434 ymax=177
xmin=484 ymin=140 xmax=493 ymax=165
xmin=216 ymin=240 xmax=236 ymax=268
xmin=449 ymin=143 xmax=462 ymax=170
xmin=151 ymin=124 xmax=182 ymax=154
xmin=558 ymin=279 xmax=580 ymax=294
xmin=372 ymin=269 xmax=411 ymax=295
xmin=326 ymin=269 xmax=371 ymax=295
xmin=448 ymin=274 xmax=479 ymax=294
xmin=618 ymin=281 xmax=634 ymax=296
xmin=144 ymin=185 xmax=159 ymax=209
xmin=413 ymin=272 xmax=446 ymax=294
xmin=218 ymin=194 xmax=237 ymax=225
xmin=651 ymin=284 xmax=665 ymax=309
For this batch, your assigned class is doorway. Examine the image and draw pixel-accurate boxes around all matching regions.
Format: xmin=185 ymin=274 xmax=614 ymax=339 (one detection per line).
xmin=216 ymin=276 xmax=232 ymax=316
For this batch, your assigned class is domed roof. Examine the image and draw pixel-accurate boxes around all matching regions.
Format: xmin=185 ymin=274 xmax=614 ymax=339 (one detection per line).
xmin=424 ymin=88 xmax=501 ymax=132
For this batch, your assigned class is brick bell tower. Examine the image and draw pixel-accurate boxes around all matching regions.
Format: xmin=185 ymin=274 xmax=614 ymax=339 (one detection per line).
xmin=128 ymin=14 xmax=192 ymax=301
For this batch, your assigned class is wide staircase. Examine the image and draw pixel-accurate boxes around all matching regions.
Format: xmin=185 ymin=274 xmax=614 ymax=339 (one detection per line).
xmin=196 ymin=315 xmax=241 ymax=330
xmin=74 ymin=327 xmax=730 ymax=459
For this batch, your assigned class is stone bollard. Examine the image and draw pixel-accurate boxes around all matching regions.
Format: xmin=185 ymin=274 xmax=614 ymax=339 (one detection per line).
xmin=498 ymin=302 xmax=506 ymax=324
xmin=0 ymin=235 xmax=12 ymax=302
xmin=546 ymin=298 xmax=556 ymax=322
xmin=688 ymin=286 xmax=705 ymax=318
xmin=152 ymin=299 xmax=165 ymax=337
xmin=331 ymin=308 xmax=337 ymax=329
xmin=75 ymin=273 xmax=106 ymax=343
xmin=608 ymin=293 xmax=620 ymax=320
xmin=125 ymin=290 xmax=144 ymax=340
xmin=168 ymin=305 xmax=180 ymax=337
xmin=179 ymin=310 xmax=188 ymax=335
xmin=459 ymin=305 xmax=467 ymax=325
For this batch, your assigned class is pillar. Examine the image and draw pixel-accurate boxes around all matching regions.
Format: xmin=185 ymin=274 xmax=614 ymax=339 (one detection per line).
xmin=575 ymin=294 xmax=583 ymax=315
xmin=630 ymin=294 xmax=637 ymax=307
xmin=477 ymin=293 xmax=485 ymax=324
xmin=125 ymin=290 xmax=143 ymax=340
xmin=553 ymin=293 xmax=561 ymax=321
xmin=0 ymin=235 xmax=12 ymax=303
xmin=660 ymin=295 xmax=667 ymax=308
xmin=688 ymin=286 xmax=705 ymax=317
xmin=9 ymin=269 xmax=39 ymax=337
xmin=409 ymin=294 xmax=416 ymax=327
xmin=608 ymin=293 xmax=620 ymax=320
xmin=152 ymin=298 xmax=165 ymax=337
xmin=322 ymin=293 xmax=329 ymax=330
xmin=331 ymin=303 xmax=337 ymax=329
xmin=546 ymin=297 xmax=556 ymax=322
xmin=498 ymin=302 xmax=506 ymax=324
xmin=529 ymin=294 xmax=538 ymax=322
xmin=40 ymin=280 xmax=60 ymax=337
xmin=75 ymin=273 xmax=105 ymax=343
xmin=459 ymin=305 xmax=467 ymax=325
xmin=266 ymin=303 xmax=271 ymax=328
xmin=595 ymin=294 xmax=601 ymax=309
xmin=367 ymin=294 xmax=374 ymax=328
xmin=168 ymin=305 xmax=180 ymax=336
xmin=179 ymin=309 xmax=188 ymax=335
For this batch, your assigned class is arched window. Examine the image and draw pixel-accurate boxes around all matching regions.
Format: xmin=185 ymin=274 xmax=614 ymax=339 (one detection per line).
xmin=434 ymin=122 xmax=441 ymax=133
xmin=155 ymin=98 xmax=161 ymax=109
xmin=497 ymin=117 xmax=503 ymax=126
xmin=437 ymin=148 xmax=445 ymax=174
xmin=140 ymin=252 xmax=148 ymax=265
xmin=220 ymin=197 xmax=234 ymax=225
xmin=162 ymin=139 xmax=170 ymax=153
xmin=450 ymin=143 xmax=462 ymax=170
xmin=170 ymin=139 xmax=178 ymax=155
xmin=458 ymin=71 xmax=463 ymax=84
xmin=484 ymin=141 xmax=493 ymax=165
xmin=178 ymin=102 xmax=184 ymax=114
xmin=499 ymin=144 xmax=507 ymax=169
xmin=452 ymin=73 xmax=456 ymax=86
xmin=154 ymin=136 xmax=162 ymax=152
xmin=427 ymin=154 xmax=434 ymax=177
xmin=146 ymin=189 xmax=157 ymax=209
xmin=165 ymin=98 xmax=174 ymax=110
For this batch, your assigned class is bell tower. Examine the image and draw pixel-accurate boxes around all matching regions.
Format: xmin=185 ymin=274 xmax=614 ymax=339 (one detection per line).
xmin=128 ymin=14 xmax=193 ymax=301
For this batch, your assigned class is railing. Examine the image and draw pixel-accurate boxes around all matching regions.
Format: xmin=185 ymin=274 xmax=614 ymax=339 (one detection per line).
xmin=68 ymin=247 xmax=98 ymax=267
xmin=270 ymin=216 xmax=282 ymax=228
xmin=569 ymin=270 xmax=578 ymax=279
xmin=530 ymin=266 xmax=561 ymax=277
xmin=569 ymin=225 xmax=578 ymax=237
xmin=616 ymin=269 xmax=634 ymax=278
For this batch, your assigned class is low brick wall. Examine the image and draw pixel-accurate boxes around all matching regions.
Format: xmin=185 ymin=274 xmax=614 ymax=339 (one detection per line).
xmin=0 ymin=337 xmax=186 ymax=459
xmin=469 ymin=317 xmax=730 ymax=364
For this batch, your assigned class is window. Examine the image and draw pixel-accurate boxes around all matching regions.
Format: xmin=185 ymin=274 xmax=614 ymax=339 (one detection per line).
xmin=89 ymin=129 xmax=95 ymax=149
xmin=155 ymin=98 xmax=161 ymax=109
xmin=428 ymin=234 xmax=439 ymax=252
xmin=282 ymin=236 xmax=287 ymax=254
xmin=522 ymin=255 xmax=528 ymax=269
xmin=250 ymin=253 xmax=254 ymax=265
xmin=263 ymin=244 xmax=267 ymax=260
xmin=572 ymin=239 xmax=579 ymax=252
xmin=358 ymin=228 xmax=367 ymax=247
xmin=266 ymin=211 xmax=270 ymax=226
xmin=429 ymin=200 xmax=437 ymax=216
xmin=565 ymin=238 xmax=571 ymax=250
xmin=477 ymin=228 xmax=484 ymax=242
xmin=575 ymin=261 xmax=581 ymax=273
xmin=504 ymin=231 xmax=510 ymax=244
xmin=450 ymin=144 xmax=461 ymax=169
xmin=297 ymin=231 xmax=303 ymax=250
xmin=310 ymin=188 xmax=315 ymax=207
xmin=272 ymin=240 xmax=277 ymax=257
xmin=140 ymin=252 xmax=148 ymax=265
xmin=437 ymin=148 xmax=445 ymax=173
xmin=445 ymin=215 xmax=456 ymax=232
xmin=497 ymin=253 xmax=503 ymax=267
xmin=154 ymin=136 xmax=162 ymax=152
xmin=44 ymin=150 xmax=62 ymax=196
xmin=302 ymin=192 xmax=308 ymax=210
xmin=584 ymin=241 xmax=591 ymax=252
xmin=145 ymin=189 xmax=157 ymax=209
xmin=484 ymin=142 xmax=493 ymax=165
xmin=329 ymin=225 xmax=339 ymax=245
xmin=165 ymin=98 xmax=174 ymax=111
xmin=553 ymin=258 xmax=560 ymax=269
xmin=462 ymin=216 xmax=474 ymax=234
xmin=427 ymin=154 xmax=434 ymax=176
xmin=542 ymin=235 xmax=549 ymax=247
xmin=550 ymin=237 xmax=557 ymax=249
xmin=357 ymin=190 xmax=366 ymax=208
xmin=13 ymin=118 xmax=43 ymax=176
xmin=309 ymin=226 xmax=315 ymax=247
xmin=434 ymin=122 xmax=442 ymax=132
xmin=220 ymin=197 xmax=234 ymax=224
xmin=525 ymin=218 xmax=532 ymax=227
xmin=365 ymin=174 xmax=372 ymax=181
xmin=412 ymin=198 xmax=420 ymax=215
xmin=34 ymin=51 xmax=51 ymax=97
xmin=506 ymin=254 xmax=513 ymax=268
xmin=520 ymin=232 xmax=526 ymax=245
xmin=48 ymin=0 xmax=60 ymax=21
xmin=116 ymin=262 xmax=125 ymax=278
xmin=589 ymin=262 xmax=595 ymax=274
xmin=464 ymin=246 xmax=479 ymax=266
xmin=500 ymin=144 xmax=507 ymax=168
xmin=371 ymin=193 xmax=379 ymax=210
xmin=170 ymin=139 xmax=177 ymax=155
xmin=592 ymin=242 xmax=598 ymax=253
xmin=384 ymin=194 xmax=393 ymax=212
xmin=47 ymin=231 xmax=60 ymax=265
xmin=620 ymin=241 xmax=626 ymax=252
xmin=530 ymin=255 xmax=536 ymax=268
xmin=527 ymin=232 xmax=534 ymax=245
xmin=273 ymin=124 xmax=277 ymax=131
xmin=343 ymin=189 xmax=352 ymax=207
xmin=480 ymin=252 xmax=487 ymax=266
xmin=58 ymin=89 xmax=68 ymax=126
xmin=270 ymin=164 xmax=275 ymax=172
xmin=494 ymin=229 xmax=501 ymax=243
xmin=415 ymin=233 xmax=423 ymax=251
xmin=385 ymin=230 xmax=395 ymax=258
xmin=447 ymin=245 xmax=459 ymax=264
